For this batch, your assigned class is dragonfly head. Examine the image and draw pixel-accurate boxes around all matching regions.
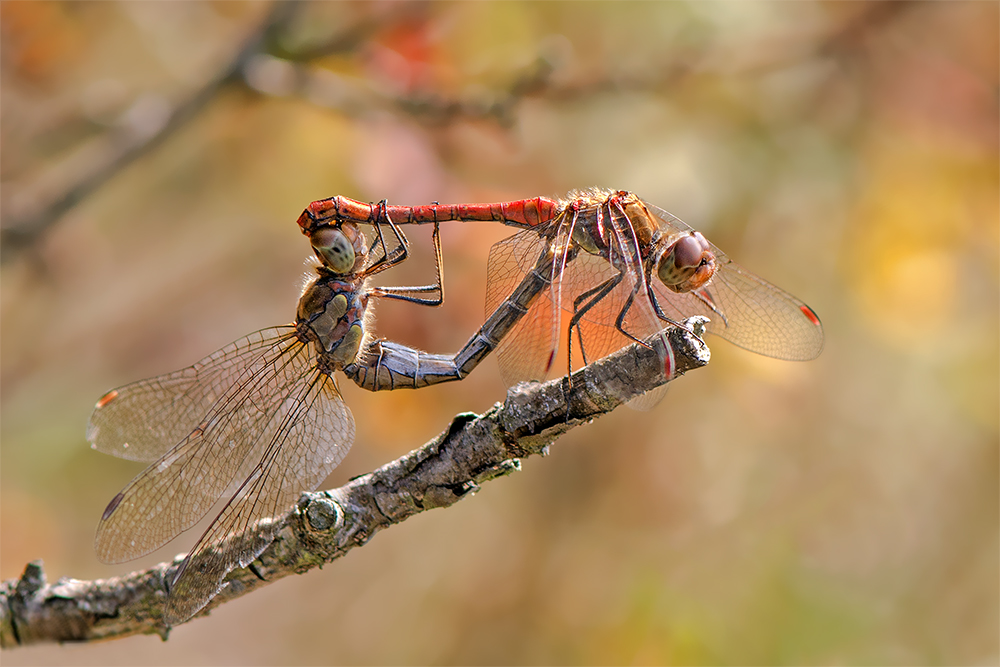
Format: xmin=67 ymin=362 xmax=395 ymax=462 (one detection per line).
xmin=655 ymin=231 xmax=716 ymax=293
xmin=309 ymin=222 xmax=367 ymax=274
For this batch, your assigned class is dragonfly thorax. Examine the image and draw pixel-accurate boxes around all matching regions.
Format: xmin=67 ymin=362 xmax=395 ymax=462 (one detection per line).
xmin=296 ymin=274 xmax=370 ymax=363
xmin=570 ymin=221 xmax=603 ymax=256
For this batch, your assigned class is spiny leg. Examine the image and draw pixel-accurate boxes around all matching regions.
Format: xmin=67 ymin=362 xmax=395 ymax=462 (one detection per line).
xmin=368 ymin=220 xmax=445 ymax=306
xmin=365 ymin=200 xmax=411 ymax=275
xmin=568 ymin=272 xmax=625 ymax=368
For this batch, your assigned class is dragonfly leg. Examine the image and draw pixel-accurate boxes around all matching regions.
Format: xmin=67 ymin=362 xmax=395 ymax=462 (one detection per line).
xmin=568 ymin=267 xmax=652 ymax=372
xmin=644 ymin=274 xmax=716 ymax=341
xmin=692 ymin=288 xmax=727 ymax=327
xmin=367 ymin=219 xmax=445 ymax=306
xmin=612 ymin=285 xmax=649 ymax=346
xmin=567 ymin=273 xmax=625 ymax=368
xmin=364 ymin=200 xmax=411 ymax=275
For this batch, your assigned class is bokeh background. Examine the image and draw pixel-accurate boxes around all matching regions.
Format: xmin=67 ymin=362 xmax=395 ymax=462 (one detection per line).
xmin=2 ymin=2 xmax=996 ymax=664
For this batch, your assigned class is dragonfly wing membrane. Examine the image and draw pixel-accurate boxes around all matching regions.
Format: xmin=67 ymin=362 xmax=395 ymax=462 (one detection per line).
xmin=486 ymin=231 xmax=560 ymax=386
xmin=164 ymin=370 xmax=352 ymax=625
xmin=651 ymin=259 xmax=824 ymax=361
xmin=94 ymin=329 xmax=323 ymax=564
xmin=625 ymin=383 xmax=671 ymax=411
xmin=87 ymin=327 xmax=301 ymax=462
xmin=702 ymin=260 xmax=823 ymax=360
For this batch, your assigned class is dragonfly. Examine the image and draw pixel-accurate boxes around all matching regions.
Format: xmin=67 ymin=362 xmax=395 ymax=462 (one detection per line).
xmin=88 ymin=206 xmax=456 ymax=625
xmin=302 ymin=188 xmax=824 ymax=392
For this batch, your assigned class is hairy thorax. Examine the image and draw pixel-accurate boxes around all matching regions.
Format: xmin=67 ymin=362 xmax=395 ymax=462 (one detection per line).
xmin=296 ymin=272 xmax=371 ymax=369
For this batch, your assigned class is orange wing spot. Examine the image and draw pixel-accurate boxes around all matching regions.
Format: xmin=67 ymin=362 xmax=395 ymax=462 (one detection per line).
xmin=96 ymin=389 xmax=119 ymax=409
xmin=800 ymin=305 xmax=822 ymax=327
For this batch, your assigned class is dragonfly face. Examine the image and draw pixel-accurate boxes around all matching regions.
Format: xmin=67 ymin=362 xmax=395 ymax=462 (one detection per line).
xmin=308 ymin=221 xmax=368 ymax=274
xmin=654 ymin=231 xmax=717 ymax=294
xmin=296 ymin=221 xmax=372 ymax=359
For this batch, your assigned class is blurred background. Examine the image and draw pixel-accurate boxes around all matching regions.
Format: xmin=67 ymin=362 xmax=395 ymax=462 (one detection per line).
xmin=1 ymin=1 xmax=996 ymax=664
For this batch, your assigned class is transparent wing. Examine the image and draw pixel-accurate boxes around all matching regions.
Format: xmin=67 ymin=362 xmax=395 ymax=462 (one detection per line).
xmin=560 ymin=211 xmax=673 ymax=369
xmin=625 ymin=383 xmax=672 ymax=411
xmin=164 ymin=370 xmax=352 ymax=625
xmin=546 ymin=205 xmax=675 ymax=384
xmin=485 ymin=230 xmax=561 ymax=386
xmin=94 ymin=329 xmax=350 ymax=564
xmin=87 ymin=327 xmax=300 ymax=462
xmin=644 ymin=201 xmax=824 ymax=361
xmin=486 ymin=219 xmax=676 ymax=387
xmin=694 ymin=259 xmax=824 ymax=360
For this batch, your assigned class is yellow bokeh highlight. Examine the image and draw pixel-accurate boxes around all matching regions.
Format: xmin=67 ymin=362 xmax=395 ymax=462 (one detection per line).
xmin=846 ymin=128 xmax=997 ymax=349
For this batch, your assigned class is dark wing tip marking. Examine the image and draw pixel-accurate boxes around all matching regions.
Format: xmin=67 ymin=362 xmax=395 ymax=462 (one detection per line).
xmin=101 ymin=492 xmax=125 ymax=521
xmin=544 ymin=349 xmax=556 ymax=374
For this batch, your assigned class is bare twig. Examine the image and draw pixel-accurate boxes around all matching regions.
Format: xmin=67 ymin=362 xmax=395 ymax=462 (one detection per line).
xmin=0 ymin=320 xmax=710 ymax=646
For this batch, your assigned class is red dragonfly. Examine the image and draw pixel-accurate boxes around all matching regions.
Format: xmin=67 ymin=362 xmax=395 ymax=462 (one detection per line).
xmin=299 ymin=188 xmax=824 ymax=390
xmin=88 ymin=208 xmax=448 ymax=624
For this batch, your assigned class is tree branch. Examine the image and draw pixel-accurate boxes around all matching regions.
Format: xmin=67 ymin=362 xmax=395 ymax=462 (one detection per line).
xmin=0 ymin=319 xmax=710 ymax=647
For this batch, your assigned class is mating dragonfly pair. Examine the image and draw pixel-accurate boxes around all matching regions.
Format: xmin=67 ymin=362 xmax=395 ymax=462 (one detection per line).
xmin=87 ymin=188 xmax=823 ymax=624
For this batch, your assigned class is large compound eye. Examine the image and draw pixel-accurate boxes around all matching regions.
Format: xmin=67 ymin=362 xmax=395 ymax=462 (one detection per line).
xmin=656 ymin=232 xmax=717 ymax=293
xmin=311 ymin=227 xmax=356 ymax=273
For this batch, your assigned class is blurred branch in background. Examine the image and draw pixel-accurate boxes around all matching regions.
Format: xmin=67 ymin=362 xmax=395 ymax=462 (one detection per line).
xmin=0 ymin=1 xmax=424 ymax=262
xmin=0 ymin=324 xmax=709 ymax=646
xmin=0 ymin=3 xmax=289 ymax=261
xmin=0 ymin=0 xmax=523 ymax=262
xmin=0 ymin=1 xmax=915 ymax=264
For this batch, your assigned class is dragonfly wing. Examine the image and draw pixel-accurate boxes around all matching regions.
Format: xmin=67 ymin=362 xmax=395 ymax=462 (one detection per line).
xmin=642 ymin=199 xmax=823 ymax=361
xmin=625 ymin=383 xmax=671 ymax=411
xmin=651 ymin=257 xmax=824 ymax=361
xmin=164 ymin=369 xmax=352 ymax=625
xmin=485 ymin=231 xmax=560 ymax=386
xmin=554 ymin=251 xmax=628 ymax=363
xmin=87 ymin=327 xmax=300 ymax=462
xmin=94 ymin=330 xmax=340 ymax=564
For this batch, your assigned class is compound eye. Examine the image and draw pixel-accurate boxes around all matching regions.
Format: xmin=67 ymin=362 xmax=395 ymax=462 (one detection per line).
xmin=672 ymin=234 xmax=704 ymax=270
xmin=656 ymin=232 xmax=716 ymax=293
xmin=311 ymin=227 xmax=356 ymax=274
